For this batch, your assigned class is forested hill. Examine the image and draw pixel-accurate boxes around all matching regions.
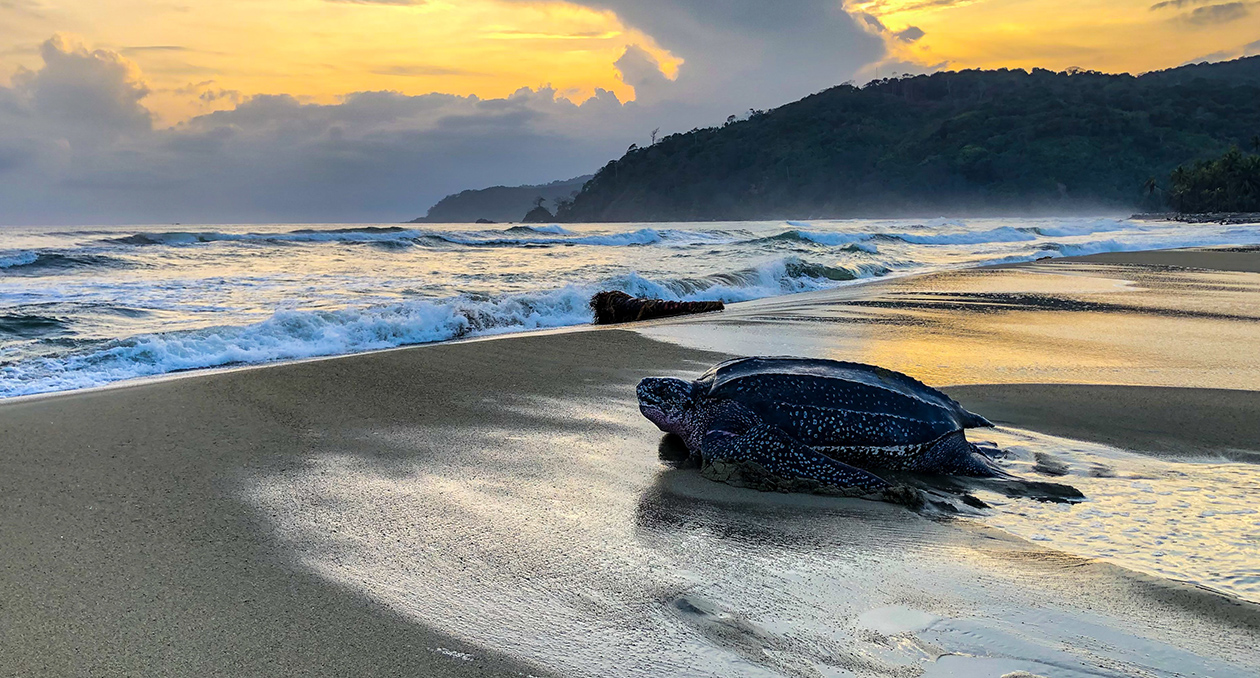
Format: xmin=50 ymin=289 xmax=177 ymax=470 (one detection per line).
xmin=556 ymin=57 xmax=1260 ymax=222
xmin=412 ymin=175 xmax=590 ymax=223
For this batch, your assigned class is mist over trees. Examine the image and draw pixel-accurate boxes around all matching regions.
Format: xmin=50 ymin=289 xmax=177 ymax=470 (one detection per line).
xmin=555 ymin=57 xmax=1260 ymax=221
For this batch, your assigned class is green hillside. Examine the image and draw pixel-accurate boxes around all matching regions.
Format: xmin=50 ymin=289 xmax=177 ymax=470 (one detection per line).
xmin=412 ymin=175 xmax=591 ymax=223
xmin=557 ymin=57 xmax=1260 ymax=221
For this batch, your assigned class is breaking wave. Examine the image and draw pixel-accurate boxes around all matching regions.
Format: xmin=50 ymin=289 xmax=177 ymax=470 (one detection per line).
xmin=0 ymin=313 xmax=70 ymax=338
xmin=0 ymin=250 xmax=129 ymax=275
xmin=0 ymin=256 xmax=873 ymax=398
xmin=100 ymin=225 xmax=726 ymax=249
xmin=502 ymin=224 xmax=575 ymax=235
xmin=880 ymin=226 xmax=1039 ymax=245
xmin=7 ymin=216 xmax=1260 ymax=399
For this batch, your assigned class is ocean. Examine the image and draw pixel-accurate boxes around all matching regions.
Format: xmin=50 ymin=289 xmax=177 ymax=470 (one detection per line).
xmin=2 ymin=216 xmax=1258 ymax=399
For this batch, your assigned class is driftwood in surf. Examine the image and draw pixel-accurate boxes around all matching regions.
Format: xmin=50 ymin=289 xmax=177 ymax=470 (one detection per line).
xmin=590 ymin=290 xmax=724 ymax=325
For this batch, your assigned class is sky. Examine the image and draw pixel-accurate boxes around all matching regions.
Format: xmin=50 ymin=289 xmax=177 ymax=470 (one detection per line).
xmin=0 ymin=0 xmax=1257 ymax=224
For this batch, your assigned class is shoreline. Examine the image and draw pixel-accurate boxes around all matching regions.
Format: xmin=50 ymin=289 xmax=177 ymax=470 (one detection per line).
xmin=1133 ymin=211 xmax=1260 ymax=225
xmin=3 ymin=244 xmax=1260 ymax=675
xmin=5 ymin=240 xmax=1254 ymax=406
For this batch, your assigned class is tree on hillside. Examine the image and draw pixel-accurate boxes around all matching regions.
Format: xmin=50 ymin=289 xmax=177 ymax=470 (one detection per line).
xmin=552 ymin=57 xmax=1260 ymax=221
xmin=1168 ymin=148 xmax=1260 ymax=213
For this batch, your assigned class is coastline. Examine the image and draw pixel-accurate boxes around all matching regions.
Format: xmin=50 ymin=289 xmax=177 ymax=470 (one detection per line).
xmin=3 ymin=245 xmax=1260 ymax=675
xmin=1132 ymin=212 xmax=1260 ymax=226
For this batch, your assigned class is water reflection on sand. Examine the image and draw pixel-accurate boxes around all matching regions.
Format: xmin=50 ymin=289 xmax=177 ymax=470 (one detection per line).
xmin=247 ymin=255 xmax=1260 ymax=676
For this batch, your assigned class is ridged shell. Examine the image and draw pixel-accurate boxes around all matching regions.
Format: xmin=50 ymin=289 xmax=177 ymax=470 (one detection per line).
xmin=696 ymin=357 xmax=989 ymax=448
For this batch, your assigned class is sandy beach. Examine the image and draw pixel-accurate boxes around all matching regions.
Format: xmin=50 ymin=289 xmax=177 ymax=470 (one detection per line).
xmin=3 ymin=247 xmax=1259 ymax=676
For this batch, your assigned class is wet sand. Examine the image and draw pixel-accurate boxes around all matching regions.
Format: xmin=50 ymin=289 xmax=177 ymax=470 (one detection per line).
xmin=1074 ymin=246 xmax=1260 ymax=273
xmin=3 ymin=246 xmax=1260 ymax=676
xmin=947 ymin=384 xmax=1260 ymax=461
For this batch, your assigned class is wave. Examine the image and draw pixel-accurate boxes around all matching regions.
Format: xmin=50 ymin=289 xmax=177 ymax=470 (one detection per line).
xmin=502 ymin=224 xmax=574 ymax=235
xmin=0 ymin=250 xmax=129 ymax=274
xmin=608 ymin=256 xmax=878 ymax=303
xmin=1039 ymin=234 xmax=1259 ymax=258
xmin=430 ymin=227 xmax=671 ymax=248
xmin=0 ymin=256 xmax=874 ymax=398
xmin=1032 ymin=218 xmax=1133 ymax=238
xmin=750 ymin=230 xmax=872 ymax=247
xmin=881 ymin=226 xmax=1039 ymax=245
xmin=100 ymin=225 xmax=695 ymax=249
xmin=103 ymin=227 xmax=426 ymax=246
xmin=0 ymin=313 xmax=70 ymax=338
xmin=0 ymin=251 xmax=39 ymax=269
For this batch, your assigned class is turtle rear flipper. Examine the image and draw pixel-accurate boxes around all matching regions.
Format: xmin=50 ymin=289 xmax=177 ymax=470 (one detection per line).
xmin=700 ymin=405 xmax=891 ymax=497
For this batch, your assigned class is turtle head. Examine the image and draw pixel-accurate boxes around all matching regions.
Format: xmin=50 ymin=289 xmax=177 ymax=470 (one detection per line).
xmin=637 ymin=377 xmax=699 ymax=435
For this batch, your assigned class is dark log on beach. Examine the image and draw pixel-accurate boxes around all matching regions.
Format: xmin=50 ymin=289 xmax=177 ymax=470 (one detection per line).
xmin=590 ymin=290 xmax=724 ymax=325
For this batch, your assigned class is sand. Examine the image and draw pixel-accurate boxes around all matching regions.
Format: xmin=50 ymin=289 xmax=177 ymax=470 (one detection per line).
xmin=3 ymin=245 xmax=1260 ymax=676
xmin=0 ymin=332 xmax=721 ymax=676
xmin=946 ymin=384 xmax=1260 ymax=461
xmin=1074 ymin=247 xmax=1260 ymax=273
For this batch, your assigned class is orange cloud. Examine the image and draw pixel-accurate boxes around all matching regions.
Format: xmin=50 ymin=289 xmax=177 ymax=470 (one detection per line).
xmin=0 ymin=0 xmax=680 ymax=125
xmin=849 ymin=0 xmax=1260 ymax=77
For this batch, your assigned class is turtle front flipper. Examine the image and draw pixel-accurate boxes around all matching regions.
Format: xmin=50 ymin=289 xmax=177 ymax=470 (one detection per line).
xmin=699 ymin=402 xmax=891 ymax=497
xmin=917 ymin=430 xmax=1010 ymax=478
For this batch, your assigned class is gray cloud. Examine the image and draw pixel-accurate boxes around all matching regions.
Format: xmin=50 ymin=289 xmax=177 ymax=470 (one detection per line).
xmin=613 ymin=45 xmax=671 ymax=103
xmin=1150 ymin=0 xmax=1212 ymax=9
xmin=323 ymin=0 xmax=427 ymax=5
xmin=896 ymin=26 xmax=926 ymax=43
xmin=121 ymin=45 xmax=192 ymax=54
xmin=506 ymin=0 xmax=884 ymax=116
xmin=0 ymin=0 xmax=45 ymax=18
xmin=11 ymin=36 xmax=152 ymax=139
xmin=1179 ymin=2 xmax=1252 ymax=24
xmin=1246 ymin=39 xmax=1260 ymax=55
xmin=0 ymin=38 xmax=645 ymax=224
xmin=860 ymin=13 xmax=888 ymax=31
xmin=1183 ymin=48 xmax=1239 ymax=63
xmin=371 ymin=64 xmax=478 ymax=77
xmin=1 ymin=0 xmax=891 ymax=225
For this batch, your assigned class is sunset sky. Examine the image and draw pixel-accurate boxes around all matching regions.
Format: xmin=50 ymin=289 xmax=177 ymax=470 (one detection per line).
xmin=1 ymin=0 xmax=1257 ymax=223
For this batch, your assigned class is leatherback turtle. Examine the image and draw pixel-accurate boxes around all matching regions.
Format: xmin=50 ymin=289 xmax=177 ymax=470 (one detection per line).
xmin=637 ymin=357 xmax=1002 ymax=496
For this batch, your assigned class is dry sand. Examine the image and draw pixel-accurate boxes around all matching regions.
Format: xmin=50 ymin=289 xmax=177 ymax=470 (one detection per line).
xmin=3 ymin=246 xmax=1259 ymax=676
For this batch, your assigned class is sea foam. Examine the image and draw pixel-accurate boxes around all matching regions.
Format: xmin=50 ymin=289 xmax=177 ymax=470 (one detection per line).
xmin=0 ymin=255 xmax=866 ymax=398
xmin=5 ymin=216 xmax=1260 ymax=398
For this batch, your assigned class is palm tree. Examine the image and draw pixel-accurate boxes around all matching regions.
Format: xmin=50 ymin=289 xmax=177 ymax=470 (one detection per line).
xmin=1142 ymin=176 xmax=1160 ymax=210
xmin=1252 ymin=135 xmax=1260 ymax=154
xmin=1170 ymin=166 xmax=1188 ymax=213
